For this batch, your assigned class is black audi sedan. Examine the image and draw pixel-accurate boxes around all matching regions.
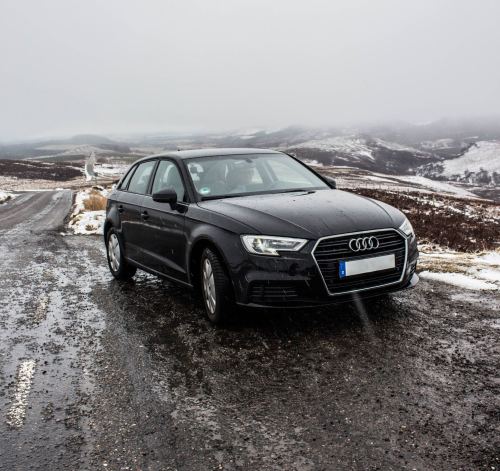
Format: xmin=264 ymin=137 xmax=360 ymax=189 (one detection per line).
xmin=104 ymin=148 xmax=418 ymax=323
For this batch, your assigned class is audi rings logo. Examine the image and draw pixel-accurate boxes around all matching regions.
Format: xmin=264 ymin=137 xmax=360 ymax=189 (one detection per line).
xmin=348 ymin=236 xmax=379 ymax=252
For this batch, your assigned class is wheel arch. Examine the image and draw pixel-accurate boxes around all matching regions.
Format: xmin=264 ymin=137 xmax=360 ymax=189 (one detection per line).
xmin=103 ymin=219 xmax=112 ymax=241
xmin=103 ymin=204 xmax=122 ymax=242
xmin=188 ymin=237 xmax=233 ymax=291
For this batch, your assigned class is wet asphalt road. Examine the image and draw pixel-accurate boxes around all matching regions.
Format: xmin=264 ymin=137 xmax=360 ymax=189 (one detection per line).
xmin=0 ymin=191 xmax=499 ymax=471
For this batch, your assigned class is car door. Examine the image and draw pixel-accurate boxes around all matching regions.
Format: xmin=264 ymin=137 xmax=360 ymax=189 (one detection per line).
xmin=139 ymin=159 xmax=188 ymax=282
xmin=118 ymin=159 xmax=157 ymax=263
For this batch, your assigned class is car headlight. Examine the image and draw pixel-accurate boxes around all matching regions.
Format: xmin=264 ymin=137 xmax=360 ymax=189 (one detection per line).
xmin=241 ymin=235 xmax=308 ymax=256
xmin=399 ymin=218 xmax=415 ymax=237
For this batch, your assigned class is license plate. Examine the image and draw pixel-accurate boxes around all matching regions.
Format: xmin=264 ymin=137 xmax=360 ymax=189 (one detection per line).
xmin=339 ymin=254 xmax=395 ymax=279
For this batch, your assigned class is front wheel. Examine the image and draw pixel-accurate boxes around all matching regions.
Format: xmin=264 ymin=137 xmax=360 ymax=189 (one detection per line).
xmin=106 ymin=228 xmax=136 ymax=280
xmin=200 ymin=248 xmax=233 ymax=324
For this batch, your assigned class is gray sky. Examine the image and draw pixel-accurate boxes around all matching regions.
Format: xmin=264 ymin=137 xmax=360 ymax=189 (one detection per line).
xmin=1 ymin=0 xmax=499 ymax=141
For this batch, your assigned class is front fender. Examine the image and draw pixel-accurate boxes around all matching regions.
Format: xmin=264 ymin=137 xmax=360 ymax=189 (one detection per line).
xmin=185 ymin=223 xmax=245 ymax=286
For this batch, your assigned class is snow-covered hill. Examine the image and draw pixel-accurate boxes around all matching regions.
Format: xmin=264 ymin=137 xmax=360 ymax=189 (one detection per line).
xmin=442 ymin=141 xmax=500 ymax=176
xmin=288 ymin=135 xmax=436 ymax=174
xmin=290 ymin=136 xmax=376 ymax=161
xmin=418 ymin=141 xmax=500 ymax=185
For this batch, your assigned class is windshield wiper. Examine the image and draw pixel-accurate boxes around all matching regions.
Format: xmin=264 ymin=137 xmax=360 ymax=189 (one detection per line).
xmin=200 ymin=188 xmax=316 ymax=201
xmin=201 ymin=193 xmax=248 ymax=201
xmin=279 ymin=188 xmax=316 ymax=194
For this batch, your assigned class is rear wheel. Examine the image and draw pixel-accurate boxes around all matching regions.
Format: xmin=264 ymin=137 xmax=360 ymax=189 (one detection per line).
xmin=106 ymin=228 xmax=136 ymax=280
xmin=200 ymin=248 xmax=233 ymax=324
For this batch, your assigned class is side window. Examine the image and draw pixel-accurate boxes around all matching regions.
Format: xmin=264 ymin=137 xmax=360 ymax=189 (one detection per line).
xmin=152 ymin=160 xmax=186 ymax=201
xmin=127 ymin=160 xmax=156 ymax=194
xmin=119 ymin=165 xmax=136 ymax=190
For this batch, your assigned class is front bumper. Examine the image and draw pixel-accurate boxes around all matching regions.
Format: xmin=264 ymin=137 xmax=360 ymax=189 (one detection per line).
xmin=229 ymin=233 xmax=419 ymax=308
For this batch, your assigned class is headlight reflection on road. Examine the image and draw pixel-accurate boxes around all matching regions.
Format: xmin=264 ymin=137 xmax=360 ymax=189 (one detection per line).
xmin=351 ymin=292 xmax=377 ymax=340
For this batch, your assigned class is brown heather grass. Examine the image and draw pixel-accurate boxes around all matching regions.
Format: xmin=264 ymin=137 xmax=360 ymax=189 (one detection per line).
xmin=350 ymin=188 xmax=500 ymax=252
xmin=83 ymin=191 xmax=107 ymax=211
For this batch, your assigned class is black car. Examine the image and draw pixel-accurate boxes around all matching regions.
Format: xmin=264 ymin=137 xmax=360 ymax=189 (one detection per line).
xmin=104 ymin=148 xmax=418 ymax=323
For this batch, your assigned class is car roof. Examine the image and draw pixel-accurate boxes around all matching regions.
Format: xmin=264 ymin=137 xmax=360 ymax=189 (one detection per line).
xmin=135 ymin=147 xmax=283 ymax=163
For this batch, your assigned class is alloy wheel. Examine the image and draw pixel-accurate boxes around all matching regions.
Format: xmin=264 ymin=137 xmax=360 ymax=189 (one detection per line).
xmin=202 ymin=258 xmax=216 ymax=314
xmin=108 ymin=233 xmax=121 ymax=272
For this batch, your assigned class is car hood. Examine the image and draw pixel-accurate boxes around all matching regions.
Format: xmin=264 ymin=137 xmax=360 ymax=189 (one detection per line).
xmin=197 ymin=189 xmax=405 ymax=239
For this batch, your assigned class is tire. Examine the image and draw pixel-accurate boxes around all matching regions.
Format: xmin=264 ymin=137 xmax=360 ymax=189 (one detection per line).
xmin=200 ymin=247 xmax=233 ymax=324
xmin=106 ymin=228 xmax=137 ymax=280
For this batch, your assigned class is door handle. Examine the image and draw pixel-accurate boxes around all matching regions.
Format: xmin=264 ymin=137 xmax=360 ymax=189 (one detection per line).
xmin=118 ymin=204 xmax=124 ymax=213
xmin=141 ymin=210 xmax=149 ymax=220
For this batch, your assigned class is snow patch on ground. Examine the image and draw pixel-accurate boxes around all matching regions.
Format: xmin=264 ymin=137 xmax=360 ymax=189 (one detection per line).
xmin=68 ymin=187 xmax=109 ymax=235
xmin=478 ymin=252 xmax=500 ymax=265
xmin=94 ymin=163 xmax=129 ymax=177
xmin=372 ymin=138 xmax=425 ymax=154
xmin=474 ymin=268 xmax=500 ymax=283
xmin=0 ymin=190 xmax=16 ymax=204
xmin=325 ymin=166 xmax=484 ymax=200
xmin=393 ymin=175 xmax=478 ymax=198
xmin=419 ymin=271 xmax=497 ymax=290
xmin=69 ymin=210 xmax=106 ymax=235
xmin=303 ymin=159 xmax=323 ymax=167
xmin=418 ymin=246 xmax=500 ymax=291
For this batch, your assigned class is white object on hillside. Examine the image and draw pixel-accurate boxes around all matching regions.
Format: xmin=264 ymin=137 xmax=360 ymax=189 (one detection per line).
xmin=84 ymin=152 xmax=97 ymax=181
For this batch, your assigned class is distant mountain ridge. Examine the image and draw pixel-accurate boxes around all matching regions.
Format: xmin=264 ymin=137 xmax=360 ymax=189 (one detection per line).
xmin=0 ymin=119 xmax=498 ymax=190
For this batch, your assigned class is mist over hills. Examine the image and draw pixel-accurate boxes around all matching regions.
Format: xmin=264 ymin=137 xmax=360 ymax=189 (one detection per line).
xmin=0 ymin=117 xmax=499 ymax=187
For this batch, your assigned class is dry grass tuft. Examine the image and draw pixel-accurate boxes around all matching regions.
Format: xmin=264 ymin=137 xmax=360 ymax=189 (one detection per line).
xmin=83 ymin=191 xmax=107 ymax=211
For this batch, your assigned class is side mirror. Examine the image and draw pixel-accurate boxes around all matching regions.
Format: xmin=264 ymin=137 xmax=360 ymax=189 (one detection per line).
xmin=152 ymin=188 xmax=177 ymax=207
xmin=325 ymin=176 xmax=337 ymax=189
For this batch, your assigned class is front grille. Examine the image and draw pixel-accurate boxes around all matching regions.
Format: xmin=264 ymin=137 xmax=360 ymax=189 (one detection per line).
xmin=249 ymin=282 xmax=300 ymax=305
xmin=313 ymin=229 xmax=407 ymax=294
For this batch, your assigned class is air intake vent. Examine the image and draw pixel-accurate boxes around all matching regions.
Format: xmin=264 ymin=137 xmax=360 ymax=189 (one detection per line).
xmin=249 ymin=282 xmax=300 ymax=305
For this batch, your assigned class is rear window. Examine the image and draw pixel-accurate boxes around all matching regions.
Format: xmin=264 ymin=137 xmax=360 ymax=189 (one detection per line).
xmin=127 ymin=160 xmax=156 ymax=194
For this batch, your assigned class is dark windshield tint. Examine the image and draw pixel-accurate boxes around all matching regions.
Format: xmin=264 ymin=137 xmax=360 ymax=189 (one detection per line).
xmin=185 ymin=153 xmax=328 ymax=199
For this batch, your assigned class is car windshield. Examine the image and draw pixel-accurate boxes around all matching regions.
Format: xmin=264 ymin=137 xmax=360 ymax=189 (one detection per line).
xmin=185 ymin=153 xmax=329 ymax=200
